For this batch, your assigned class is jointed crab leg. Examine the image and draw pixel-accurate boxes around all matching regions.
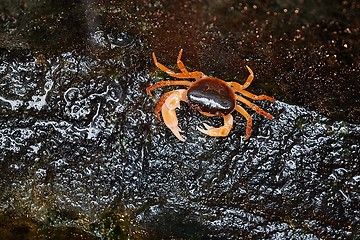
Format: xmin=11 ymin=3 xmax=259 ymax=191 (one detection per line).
xmin=243 ymin=66 xmax=254 ymax=89
xmin=152 ymin=50 xmax=205 ymax=79
xmin=160 ymin=90 xmax=187 ymax=142
xmin=197 ymin=114 xmax=234 ymax=137
xmin=235 ymin=95 xmax=273 ymax=119
xmin=176 ymin=49 xmax=190 ymax=75
xmin=146 ymin=80 xmax=192 ymax=96
xmin=229 ymin=82 xmax=275 ymax=102
xmin=228 ymin=66 xmax=275 ymax=102
xmin=227 ymin=65 xmax=254 ymax=90
xmin=234 ymin=105 xmax=252 ymax=140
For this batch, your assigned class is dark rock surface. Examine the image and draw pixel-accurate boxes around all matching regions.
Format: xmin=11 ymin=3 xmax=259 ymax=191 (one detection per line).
xmin=0 ymin=0 xmax=359 ymax=239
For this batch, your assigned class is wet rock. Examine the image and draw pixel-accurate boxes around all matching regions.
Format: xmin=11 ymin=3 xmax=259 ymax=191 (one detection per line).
xmin=0 ymin=0 xmax=359 ymax=239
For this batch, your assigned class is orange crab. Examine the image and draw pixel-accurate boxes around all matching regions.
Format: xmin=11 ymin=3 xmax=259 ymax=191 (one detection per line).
xmin=146 ymin=49 xmax=275 ymax=142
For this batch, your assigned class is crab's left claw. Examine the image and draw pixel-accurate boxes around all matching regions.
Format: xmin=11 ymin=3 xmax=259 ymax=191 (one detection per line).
xmin=162 ymin=105 xmax=185 ymax=142
xmin=161 ymin=90 xmax=187 ymax=142
xmin=197 ymin=114 xmax=234 ymax=137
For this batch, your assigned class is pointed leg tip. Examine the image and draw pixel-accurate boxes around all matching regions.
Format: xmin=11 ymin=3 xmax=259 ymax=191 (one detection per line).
xmin=177 ymin=49 xmax=184 ymax=61
xmin=268 ymin=97 xmax=276 ymax=102
xmin=156 ymin=114 xmax=162 ymax=121
xmin=245 ymin=65 xmax=253 ymax=74
xmin=152 ymin=52 xmax=157 ymax=61
xmin=266 ymin=113 xmax=274 ymax=119
xmin=146 ymin=89 xmax=153 ymax=96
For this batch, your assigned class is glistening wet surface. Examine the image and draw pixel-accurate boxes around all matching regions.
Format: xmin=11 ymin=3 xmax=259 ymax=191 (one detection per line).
xmin=0 ymin=0 xmax=359 ymax=239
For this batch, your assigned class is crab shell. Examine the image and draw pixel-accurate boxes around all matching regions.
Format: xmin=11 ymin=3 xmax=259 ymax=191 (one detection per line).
xmin=187 ymin=77 xmax=236 ymax=116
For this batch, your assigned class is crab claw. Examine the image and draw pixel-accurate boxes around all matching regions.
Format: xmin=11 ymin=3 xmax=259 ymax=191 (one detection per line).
xmin=161 ymin=90 xmax=186 ymax=142
xmin=197 ymin=114 xmax=234 ymax=137
xmin=162 ymin=104 xmax=185 ymax=142
xmin=202 ymin=123 xmax=214 ymax=130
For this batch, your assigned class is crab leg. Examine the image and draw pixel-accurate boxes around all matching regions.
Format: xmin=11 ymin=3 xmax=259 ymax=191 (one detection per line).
xmin=197 ymin=114 xmax=233 ymax=137
xmin=160 ymin=90 xmax=187 ymax=142
xmin=242 ymin=65 xmax=254 ymax=89
xmin=229 ymin=82 xmax=275 ymax=102
xmin=146 ymin=80 xmax=192 ymax=96
xmin=235 ymin=105 xmax=252 ymax=140
xmin=152 ymin=51 xmax=205 ymax=79
xmin=176 ymin=49 xmax=190 ymax=75
xmin=230 ymin=83 xmax=275 ymax=102
xmin=226 ymin=65 xmax=254 ymax=90
xmin=235 ymin=95 xmax=273 ymax=119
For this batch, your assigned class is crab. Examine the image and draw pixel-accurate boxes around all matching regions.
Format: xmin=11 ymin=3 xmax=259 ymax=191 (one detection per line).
xmin=146 ymin=49 xmax=275 ymax=142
